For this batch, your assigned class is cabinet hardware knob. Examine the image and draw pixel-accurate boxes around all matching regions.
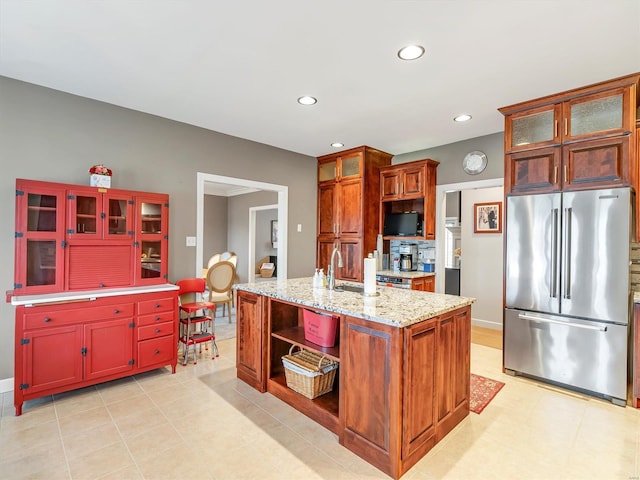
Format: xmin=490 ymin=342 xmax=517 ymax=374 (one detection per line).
xmin=155 ymin=304 xmax=161 ymax=308
xmin=43 ymin=317 xmax=51 ymax=322
xmin=114 ymin=309 xmax=120 ymax=314
xmin=154 ymin=349 xmax=160 ymax=355
xmin=155 ymin=328 xmax=161 ymax=334
xmin=155 ymin=316 xmax=161 ymax=321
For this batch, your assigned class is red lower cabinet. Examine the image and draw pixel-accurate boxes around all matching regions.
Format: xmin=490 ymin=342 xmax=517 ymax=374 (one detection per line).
xmin=14 ymin=288 xmax=178 ymax=415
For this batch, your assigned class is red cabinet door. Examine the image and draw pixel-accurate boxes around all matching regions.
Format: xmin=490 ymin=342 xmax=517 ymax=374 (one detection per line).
xmin=135 ymin=194 xmax=169 ymax=285
xmin=84 ymin=317 xmax=134 ymax=381
xmin=22 ymin=325 xmax=83 ymax=394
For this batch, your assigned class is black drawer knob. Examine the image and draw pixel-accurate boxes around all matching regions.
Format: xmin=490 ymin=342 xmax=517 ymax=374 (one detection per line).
xmin=43 ymin=317 xmax=51 ymax=323
xmin=155 ymin=304 xmax=161 ymax=309
xmin=155 ymin=328 xmax=161 ymax=334
xmin=154 ymin=349 xmax=160 ymax=355
xmin=155 ymin=316 xmax=161 ymax=321
xmin=114 ymin=309 xmax=120 ymax=314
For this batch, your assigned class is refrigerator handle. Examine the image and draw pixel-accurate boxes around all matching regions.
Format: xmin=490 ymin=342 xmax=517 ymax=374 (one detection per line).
xmin=550 ymin=208 xmax=559 ymax=298
xmin=563 ymin=207 xmax=572 ymax=299
xmin=518 ymin=313 xmax=607 ymax=332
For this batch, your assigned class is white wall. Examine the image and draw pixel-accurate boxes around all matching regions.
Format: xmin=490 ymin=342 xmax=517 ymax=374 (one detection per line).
xmin=460 ymin=186 xmax=503 ymax=329
xmin=256 ymin=208 xmax=278 ymax=266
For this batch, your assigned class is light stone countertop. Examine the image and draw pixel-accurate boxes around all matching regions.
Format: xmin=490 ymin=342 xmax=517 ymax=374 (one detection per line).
xmin=234 ymin=277 xmax=475 ymax=328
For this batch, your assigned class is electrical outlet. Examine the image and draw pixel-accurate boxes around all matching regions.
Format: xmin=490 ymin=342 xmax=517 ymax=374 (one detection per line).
xmin=186 ymin=236 xmax=196 ymax=247
xmin=297 ymin=223 xmax=302 ymax=232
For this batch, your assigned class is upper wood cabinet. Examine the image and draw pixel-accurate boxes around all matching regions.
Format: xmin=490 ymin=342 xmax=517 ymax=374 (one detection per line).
xmin=381 ymin=163 xmax=425 ymax=201
xmin=14 ymin=179 xmax=170 ymax=295
xmin=379 ymin=159 xmax=439 ymax=240
xmin=316 ymin=146 xmax=392 ymax=281
xmin=500 ymin=73 xmax=640 ymax=195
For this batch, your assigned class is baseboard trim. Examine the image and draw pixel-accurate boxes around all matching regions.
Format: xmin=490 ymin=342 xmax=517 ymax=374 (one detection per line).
xmin=471 ymin=318 xmax=502 ymax=330
xmin=0 ymin=377 xmax=13 ymax=394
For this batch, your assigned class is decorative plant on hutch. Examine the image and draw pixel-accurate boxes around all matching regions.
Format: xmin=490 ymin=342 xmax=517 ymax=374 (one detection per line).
xmin=89 ymin=164 xmax=113 ymax=187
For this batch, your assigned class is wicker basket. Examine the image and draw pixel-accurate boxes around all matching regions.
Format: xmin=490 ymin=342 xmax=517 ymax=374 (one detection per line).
xmin=282 ymin=345 xmax=338 ymax=399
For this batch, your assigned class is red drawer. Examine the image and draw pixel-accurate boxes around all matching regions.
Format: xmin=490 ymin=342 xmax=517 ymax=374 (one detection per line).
xmin=138 ymin=297 xmax=175 ymax=315
xmin=137 ymin=336 xmax=175 ymax=369
xmin=138 ymin=311 xmax=175 ymax=327
xmin=23 ymin=303 xmax=133 ymax=330
xmin=138 ymin=322 xmax=174 ymax=341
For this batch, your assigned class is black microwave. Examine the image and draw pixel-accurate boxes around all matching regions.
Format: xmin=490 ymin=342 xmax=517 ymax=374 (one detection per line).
xmin=383 ymin=212 xmax=419 ymax=236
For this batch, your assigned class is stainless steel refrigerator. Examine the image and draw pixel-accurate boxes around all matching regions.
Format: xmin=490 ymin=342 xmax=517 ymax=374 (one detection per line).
xmin=504 ymin=187 xmax=632 ymax=405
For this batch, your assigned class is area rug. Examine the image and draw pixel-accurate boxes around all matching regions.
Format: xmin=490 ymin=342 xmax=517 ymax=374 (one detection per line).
xmin=470 ymin=373 xmax=505 ymax=414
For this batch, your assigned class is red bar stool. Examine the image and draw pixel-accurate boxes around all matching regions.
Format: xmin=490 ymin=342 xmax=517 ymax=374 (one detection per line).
xmin=176 ymin=278 xmax=218 ymax=365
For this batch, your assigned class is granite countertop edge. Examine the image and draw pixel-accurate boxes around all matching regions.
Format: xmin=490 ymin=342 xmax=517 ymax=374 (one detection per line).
xmin=235 ymin=277 xmax=475 ymax=328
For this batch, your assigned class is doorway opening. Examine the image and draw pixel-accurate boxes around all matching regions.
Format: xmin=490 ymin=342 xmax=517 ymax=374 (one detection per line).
xmin=196 ymin=173 xmax=288 ymax=282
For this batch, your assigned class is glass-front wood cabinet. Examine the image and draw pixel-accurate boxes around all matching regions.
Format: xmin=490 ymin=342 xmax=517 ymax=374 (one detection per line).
xmin=67 ymin=189 xmax=133 ymax=239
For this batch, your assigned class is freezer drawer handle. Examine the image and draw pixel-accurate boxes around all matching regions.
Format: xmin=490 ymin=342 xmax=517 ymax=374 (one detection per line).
xmin=518 ymin=313 xmax=607 ymax=332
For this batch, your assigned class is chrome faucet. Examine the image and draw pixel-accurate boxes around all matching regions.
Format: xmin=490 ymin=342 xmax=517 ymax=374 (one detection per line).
xmin=327 ymin=245 xmax=344 ymax=290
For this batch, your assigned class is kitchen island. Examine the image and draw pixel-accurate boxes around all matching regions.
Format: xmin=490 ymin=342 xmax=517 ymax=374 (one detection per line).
xmin=234 ymin=277 xmax=475 ymax=479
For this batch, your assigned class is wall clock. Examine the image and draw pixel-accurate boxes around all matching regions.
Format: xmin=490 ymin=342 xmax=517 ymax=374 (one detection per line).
xmin=462 ymin=151 xmax=488 ymax=175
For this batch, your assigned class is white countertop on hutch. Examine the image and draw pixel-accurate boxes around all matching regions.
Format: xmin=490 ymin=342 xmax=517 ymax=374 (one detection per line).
xmin=234 ymin=277 xmax=474 ymax=327
xmin=11 ymin=284 xmax=179 ymax=306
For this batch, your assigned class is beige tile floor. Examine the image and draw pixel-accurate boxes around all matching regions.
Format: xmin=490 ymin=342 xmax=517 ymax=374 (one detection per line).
xmin=1 ymin=328 xmax=639 ymax=480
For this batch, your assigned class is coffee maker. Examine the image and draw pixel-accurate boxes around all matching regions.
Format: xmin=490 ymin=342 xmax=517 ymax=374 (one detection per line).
xmin=398 ymin=244 xmax=418 ymax=271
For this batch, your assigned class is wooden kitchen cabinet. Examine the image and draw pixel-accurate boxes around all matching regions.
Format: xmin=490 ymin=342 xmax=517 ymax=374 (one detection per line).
xmin=316 ymin=146 xmax=392 ymax=281
xmin=14 ymin=289 xmax=178 ymax=415
xmin=236 ymin=289 xmax=267 ymax=392
xmin=500 ymin=73 xmax=640 ymax=195
xmin=411 ymin=275 xmax=435 ymax=292
xmin=236 ymin=281 xmax=472 ymax=479
xmin=379 ymin=159 xmax=439 ymax=240
xmin=381 ymin=163 xmax=426 ymax=201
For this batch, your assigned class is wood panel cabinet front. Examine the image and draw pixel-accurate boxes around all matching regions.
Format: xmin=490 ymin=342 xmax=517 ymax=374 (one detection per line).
xmin=500 ymin=73 xmax=639 ymax=196
xmin=341 ymin=315 xmax=402 ymax=479
xmin=316 ymin=146 xmax=392 ymax=281
xmin=236 ymin=290 xmax=266 ymax=392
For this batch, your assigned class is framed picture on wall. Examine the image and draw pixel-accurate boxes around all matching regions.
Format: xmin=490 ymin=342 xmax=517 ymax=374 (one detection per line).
xmin=474 ymin=202 xmax=502 ymax=234
xmin=271 ymin=220 xmax=278 ymax=248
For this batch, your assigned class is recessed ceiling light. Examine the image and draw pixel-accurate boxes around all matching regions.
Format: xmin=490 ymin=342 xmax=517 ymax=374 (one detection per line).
xmin=297 ymin=96 xmax=317 ymax=105
xmin=454 ymin=114 xmax=472 ymax=122
xmin=331 ymin=142 xmax=344 ymax=148
xmin=397 ymin=45 xmax=425 ymax=61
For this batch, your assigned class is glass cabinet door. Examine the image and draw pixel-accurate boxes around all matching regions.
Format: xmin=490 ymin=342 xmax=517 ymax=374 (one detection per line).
xmin=508 ymin=104 xmax=561 ymax=151
xmin=136 ymin=196 xmax=168 ymax=285
xmin=70 ymin=192 xmax=99 ymax=236
xmin=15 ymin=182 xmax=65 ymax=293
xmin=339 ymin=153 xmax=362 ymax=179
xmin=104 ymin=194 xmax=133 ymax=238
xmin=318 ymin=160 xmax=337 ymax=182
xmin=565 ymin=88 xmax=628 ymax=141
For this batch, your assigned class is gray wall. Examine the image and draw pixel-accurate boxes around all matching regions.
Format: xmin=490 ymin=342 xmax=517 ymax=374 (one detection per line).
xmin=227 ymin=191 xmax=278 ymax=283
xmin=392 ymin=132 xmax=504 ymax=185
xmin=203 ymin=195 xmax=228 ymax=266
xmin=0 ymin=76 xmax=317 ymax=381
xmin=255 ymin=208 xmax=278 ymax=270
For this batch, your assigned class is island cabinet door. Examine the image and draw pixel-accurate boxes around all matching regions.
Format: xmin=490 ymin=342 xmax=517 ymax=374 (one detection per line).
xmin=435 ymin=306 xmax=470 ymax=440
xmin=236 ymin=290 xmax=267 ymax=392
xmin=402 ymin=318 xmax=438 ymax=462
xmin=340 ymin=315 xmax=402 ymax=479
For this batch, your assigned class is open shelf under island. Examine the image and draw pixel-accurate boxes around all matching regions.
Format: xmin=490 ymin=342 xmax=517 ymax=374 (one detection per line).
xmin=234 ymin=277 xmax=475 ymax=479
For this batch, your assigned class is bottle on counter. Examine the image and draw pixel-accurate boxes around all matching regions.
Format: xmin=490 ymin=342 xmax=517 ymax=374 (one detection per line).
xmin=313 ymin=268 xmax=320 ymax=288
xmin=319 ymin=268 xmax=327 ymax=288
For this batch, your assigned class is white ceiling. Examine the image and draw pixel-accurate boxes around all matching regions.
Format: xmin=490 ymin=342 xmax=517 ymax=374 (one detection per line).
xmin=1 ymin=1 xmax=639 ymax=158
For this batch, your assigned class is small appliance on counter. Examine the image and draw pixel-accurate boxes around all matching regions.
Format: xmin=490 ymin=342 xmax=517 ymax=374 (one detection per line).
xmin=398 ymin=244 xmax=418 ymax=271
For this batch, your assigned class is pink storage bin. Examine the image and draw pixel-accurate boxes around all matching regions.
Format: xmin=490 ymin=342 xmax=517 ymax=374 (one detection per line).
xmin=303 ymin=309 xmax=339 ymax=347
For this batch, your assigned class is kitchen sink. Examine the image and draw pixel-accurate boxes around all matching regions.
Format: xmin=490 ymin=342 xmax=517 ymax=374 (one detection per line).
xmin=334 ymin=284 xmax=365 ymax=293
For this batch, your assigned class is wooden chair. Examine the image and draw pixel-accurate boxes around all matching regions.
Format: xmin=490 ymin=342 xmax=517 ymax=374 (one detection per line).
xmin=205 ymin=261 xmax=236 ymax=324
xmin=176 ymin=278 xmax=218 ymax=365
